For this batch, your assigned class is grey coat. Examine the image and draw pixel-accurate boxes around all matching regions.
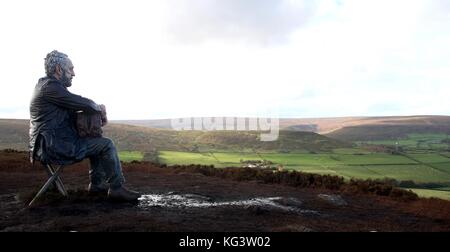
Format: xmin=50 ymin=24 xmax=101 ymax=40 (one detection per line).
xmin=29 ymin=77 xmax=101 ymax=165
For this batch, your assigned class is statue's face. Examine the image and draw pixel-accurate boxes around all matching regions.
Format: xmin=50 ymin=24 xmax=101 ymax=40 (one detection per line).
xmin=60 ymin=59 xmax=75 ymax=87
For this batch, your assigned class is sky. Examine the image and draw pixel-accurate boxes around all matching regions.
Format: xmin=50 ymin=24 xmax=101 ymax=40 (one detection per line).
xmin=0 ymin=0 xmax=449 ymax=120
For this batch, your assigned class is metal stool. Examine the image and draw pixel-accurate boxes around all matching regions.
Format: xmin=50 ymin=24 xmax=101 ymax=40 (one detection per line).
xmin=28 ymin=163 xmax=68 ymax=207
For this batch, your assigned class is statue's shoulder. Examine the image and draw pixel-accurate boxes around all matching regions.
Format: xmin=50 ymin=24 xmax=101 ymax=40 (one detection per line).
xmin=37 ymin=77 xmax=60 ymax=91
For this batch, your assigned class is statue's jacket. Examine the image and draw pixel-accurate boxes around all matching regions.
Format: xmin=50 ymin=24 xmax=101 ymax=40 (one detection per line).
xmin=29 ymin=77 xmax=101 ymax=165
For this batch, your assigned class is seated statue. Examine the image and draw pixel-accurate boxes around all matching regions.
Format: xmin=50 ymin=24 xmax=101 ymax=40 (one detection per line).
xmin=29 ymin=50 xmax=140 ymax=201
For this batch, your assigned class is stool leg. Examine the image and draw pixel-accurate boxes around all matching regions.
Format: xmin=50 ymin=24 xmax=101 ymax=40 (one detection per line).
xmin=28 ymin=167 xmax=62 ymax=207
xmin=47 ymin=165 xmax=68 ymax=196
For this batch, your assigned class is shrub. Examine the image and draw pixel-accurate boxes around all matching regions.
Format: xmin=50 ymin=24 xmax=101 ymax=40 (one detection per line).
xmin=167 ymin=164 xmax=418 ymax=201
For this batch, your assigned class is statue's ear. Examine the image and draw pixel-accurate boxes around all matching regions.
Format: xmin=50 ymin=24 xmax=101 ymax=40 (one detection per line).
xmin=55 ymin=64 xmax=62 ymax=77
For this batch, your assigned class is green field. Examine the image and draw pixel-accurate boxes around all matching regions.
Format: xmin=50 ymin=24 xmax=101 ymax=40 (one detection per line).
xmin=118 ymin=151 xmax=144 ymax=162
xmin=408 ymin=188 xmax=450 ymax=200
xmin=407 ymin=153 xmax=450 ymax=163
xmin=157 ymin=150 xmax=450 ymax=181
xmin=119 ymin=148 xmax=450 ymax=200
xmin=431 ymin=163 xmax=450 ymax=174
xmin=159 ymin=150 xmax=450 ymax=199
xmin=359 ymin=133 xmax=450 ymax=151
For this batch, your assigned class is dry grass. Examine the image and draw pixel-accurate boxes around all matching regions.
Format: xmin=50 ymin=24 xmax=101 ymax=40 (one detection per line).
xmin=164 ymin=164 xmax=419 ymax=201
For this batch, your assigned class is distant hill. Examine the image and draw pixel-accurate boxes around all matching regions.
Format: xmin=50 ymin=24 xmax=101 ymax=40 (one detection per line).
xmin=114 ymin=115 xmax=450 ymax=134
xmin=3 ymin=115 xmax=449 ymax=151
xmin=0 ymin=119 xmax=29 ymax=151
xmin=105 ymin=124 xmax=349 ymax=152
xmin=325 ymin=116 xmax=450 ymax=141
xmin=0 ymin=119 xmax=349 ymax=152
xmin=112 ymin=117 xmax=359 ymax=133
xmin=111 ymin=119 xmax=174 ymax=129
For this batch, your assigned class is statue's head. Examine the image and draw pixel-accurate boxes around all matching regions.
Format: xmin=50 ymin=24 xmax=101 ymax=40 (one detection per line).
xmin=44 ymin=50 xmax=75 ymax=87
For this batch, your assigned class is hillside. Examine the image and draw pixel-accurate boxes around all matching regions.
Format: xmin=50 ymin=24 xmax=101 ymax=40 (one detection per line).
xmin=0 ymin=150 xmax=449 ymax=232
xmin=4 ymin=116 xmax=449 ymax=151
xmin=113 ymin=117 xmax=369 ymax=133
xmin=113 ymin=116 xmax=450 ymax=137
xmin=0 ymin=119 xmax=29 ymax=150
xmin=0 ymin=119 xmax=350 ymax=152
xmin=325 ymin=116 xmax=450 ymax=141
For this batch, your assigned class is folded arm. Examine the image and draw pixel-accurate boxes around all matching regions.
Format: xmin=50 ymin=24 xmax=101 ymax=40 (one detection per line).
xmin=43 ymin=83 xmax=101 ymax=113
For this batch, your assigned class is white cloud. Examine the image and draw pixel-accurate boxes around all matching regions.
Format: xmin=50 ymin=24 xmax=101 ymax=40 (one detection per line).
xmin=164 ymin=0 xmax=318 ymax=45
xmin=0 ymin=0 xmax=449 ymax=120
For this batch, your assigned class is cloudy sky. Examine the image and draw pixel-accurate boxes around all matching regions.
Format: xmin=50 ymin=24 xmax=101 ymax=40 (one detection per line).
xmin=0 ymin=0 xmax=449 ymax=120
